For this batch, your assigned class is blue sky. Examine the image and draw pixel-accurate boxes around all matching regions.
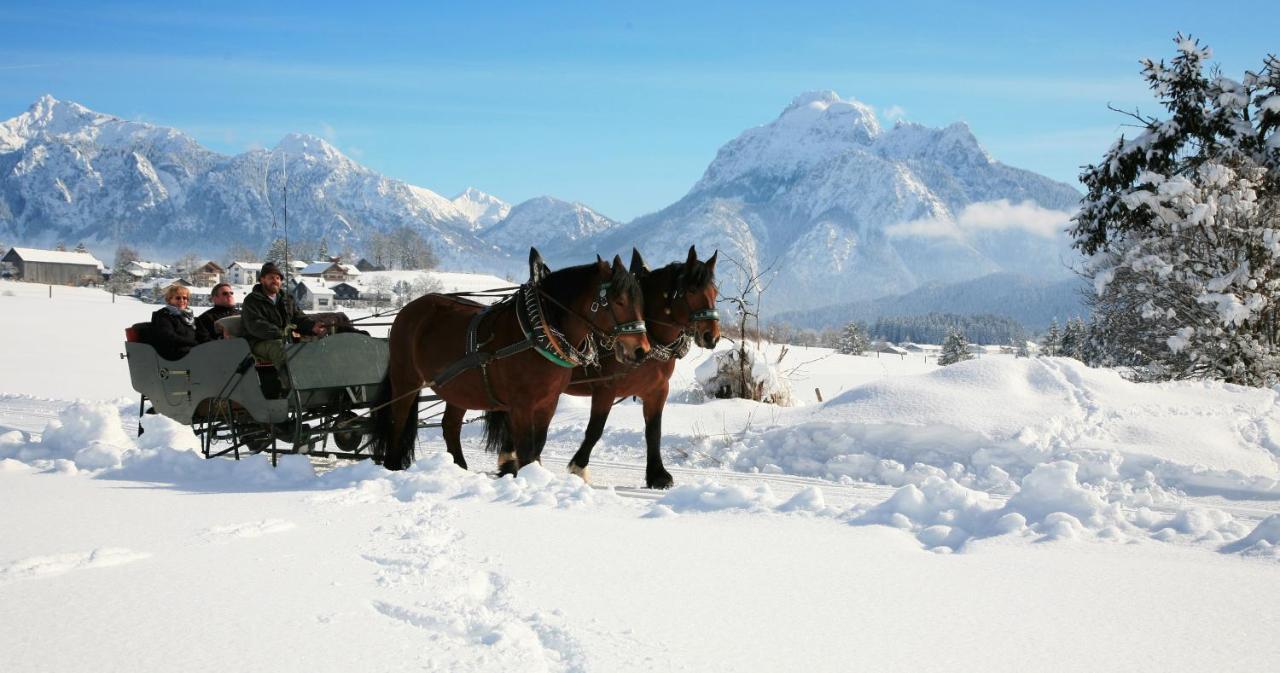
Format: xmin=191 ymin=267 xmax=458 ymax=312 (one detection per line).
xmin=0 ymin=1 xmax=1274 ymax=220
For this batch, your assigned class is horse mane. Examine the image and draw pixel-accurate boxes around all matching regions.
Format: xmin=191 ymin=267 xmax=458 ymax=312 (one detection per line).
xmin=538 ymin=261 xmax=642 ymax=327
xmin=654 ymin=258 xmax=715 ymax=295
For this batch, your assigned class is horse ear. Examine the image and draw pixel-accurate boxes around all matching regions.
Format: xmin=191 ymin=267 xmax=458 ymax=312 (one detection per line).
xmin=706 ymin=250 xmax=718 ymax=274
xmin=630 ymin=248 xmax=649 ymax=276
xmin=529 ymin=247 xmax=549 ymax=284
xmin=686 ymin=245 xmax=698 ymax=266
xmin=611 ymin=255 xmax=627 ymax=274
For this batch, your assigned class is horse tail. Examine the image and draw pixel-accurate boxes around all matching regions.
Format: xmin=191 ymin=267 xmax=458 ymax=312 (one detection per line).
xmin=482 ymin=410 xmax=510 ymax=454
xmin=370 ymin=375 xmax=419 ymax=470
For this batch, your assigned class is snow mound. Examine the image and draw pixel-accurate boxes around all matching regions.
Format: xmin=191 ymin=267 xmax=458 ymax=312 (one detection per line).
xmin=1220 ymin=514 xmax=1280 ymax=559
xmin=655 ymin=480 xmax=781 ymax=515
xmin=729 ymin=357 xmax=1280 ymax=498
xmin=0 ymin=402 xmax=134 ymax=470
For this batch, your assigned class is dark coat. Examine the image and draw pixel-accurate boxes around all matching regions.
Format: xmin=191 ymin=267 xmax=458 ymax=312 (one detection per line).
xmin=150 ymin=306 xmax=206 ymax=361
xmin=241 ymin=284 xmax=315 ymax=346
xmin=195 ymin=305 xmax=240 ymax=342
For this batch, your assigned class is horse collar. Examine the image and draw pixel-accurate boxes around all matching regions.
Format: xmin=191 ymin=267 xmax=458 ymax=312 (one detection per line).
xmin=518 ymin=285 xmax=590 ymax=368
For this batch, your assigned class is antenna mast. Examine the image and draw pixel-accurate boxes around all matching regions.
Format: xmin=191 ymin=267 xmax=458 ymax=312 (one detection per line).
xmin=282 ymin=150 xmax=290 ymax=284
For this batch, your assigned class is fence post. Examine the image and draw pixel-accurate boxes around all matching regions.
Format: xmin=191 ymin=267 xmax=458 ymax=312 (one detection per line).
xmin=48 ymin=284 xmax=52 ymax=298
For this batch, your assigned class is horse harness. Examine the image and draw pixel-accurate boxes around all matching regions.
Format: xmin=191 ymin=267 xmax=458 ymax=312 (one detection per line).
xmin=429 ymin=282 xmax=646 ymax=407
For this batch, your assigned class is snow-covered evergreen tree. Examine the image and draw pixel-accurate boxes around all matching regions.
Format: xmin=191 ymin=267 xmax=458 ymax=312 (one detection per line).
xmin=837 ymin=322 xmax=871 ymax=355
xmin=74 ymin=241 xmax=87 ymax=253
xmin=1016 ymin=340 xmax=1031 ymax=358
xmin=939 ymin=328 xmax=974 ymax=366
xmin=264 ymin=238 xmax=287 ymax=263
xmin=1060 ymin=318 xmax=1087 ymax=360
xmin=1041 ymin=319 xmax=1061 ymax=356
xmin=1072 ymin=35 xmax=1280 ymax=385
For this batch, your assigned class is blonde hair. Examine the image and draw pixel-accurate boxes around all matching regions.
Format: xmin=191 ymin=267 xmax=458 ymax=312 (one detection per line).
xmin=163 ymin=284 xmax=191 ymax=303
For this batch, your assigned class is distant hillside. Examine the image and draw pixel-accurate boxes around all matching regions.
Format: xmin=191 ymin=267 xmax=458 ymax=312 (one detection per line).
xmin=772 ymin=272 xmax=1089 ymax=332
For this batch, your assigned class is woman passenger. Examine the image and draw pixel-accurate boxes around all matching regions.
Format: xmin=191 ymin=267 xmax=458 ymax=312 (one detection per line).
xmin=150 ymin=284 xmax=207 ymax=360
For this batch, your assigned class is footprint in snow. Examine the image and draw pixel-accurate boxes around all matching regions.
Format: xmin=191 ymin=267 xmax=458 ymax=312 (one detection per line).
xmin=0 ymin=547 xmax=151 ymax=584
xmin=201 ymin=519 xmax=296 ymax=541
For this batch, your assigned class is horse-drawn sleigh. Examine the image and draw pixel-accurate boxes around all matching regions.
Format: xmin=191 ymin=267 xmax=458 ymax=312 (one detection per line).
xmin=123 ymin=247 xmax=720 ymax=487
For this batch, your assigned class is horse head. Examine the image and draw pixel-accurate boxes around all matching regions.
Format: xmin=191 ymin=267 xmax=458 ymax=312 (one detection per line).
xmin=644 ymin=245 xmax=720 ymax=349
xmin=539 ymin=255 xmax=651 ymax=365
xmin=593 ymin=254 xmax=651 ymax=364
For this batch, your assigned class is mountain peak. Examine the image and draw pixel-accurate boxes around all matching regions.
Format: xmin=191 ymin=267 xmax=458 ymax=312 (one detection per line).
xmin=272 ymin=133 xmax=345 ymax=161
xmin=451 ymin=187 xmax=511 ymax=230
xmin=786 ymin=90 xmax=843 ymax=110
xmin=692 ymin=90 xmax=882 ymax=194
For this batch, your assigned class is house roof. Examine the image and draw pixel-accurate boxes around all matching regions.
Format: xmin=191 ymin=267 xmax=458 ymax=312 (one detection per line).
xmin=300 ymin=262 xmax=337 ymax=275
xmin=295 ymin=279 xmax=334 ymax=296
xmin=338 ymin=264 xmax=361 ymax=276
xmin=227 ymin=261 xmax=259 ymax=270
xmin=7 ymin=247 xmax=104 ymax=268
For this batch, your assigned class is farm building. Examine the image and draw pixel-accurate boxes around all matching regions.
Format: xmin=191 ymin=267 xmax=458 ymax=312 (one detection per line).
xmin=1 ymin=247 xmax=104 ymax=285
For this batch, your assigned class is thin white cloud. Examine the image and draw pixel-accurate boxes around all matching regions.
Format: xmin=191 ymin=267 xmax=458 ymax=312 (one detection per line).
xmin=883 ymin=104 xmax=907 ymax=122
xmin=319 ymin=121 xmax=337 ymax=143
xmin=887 ymin=199 xmax=1074 ymax=240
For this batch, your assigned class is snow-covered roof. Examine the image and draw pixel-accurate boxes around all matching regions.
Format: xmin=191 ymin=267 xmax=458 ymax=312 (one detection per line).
xmin=8 ymin=247 xmax=103 ymax=268
xmin=296 ymin=279 xmax=334 ymax=296
xmin=300 ymin=262 xmax=334 ymax=275
xmin=339 ymin=263 xmax=361 ymax=276
xmin=226 ymin=261 xmax=259 ymax=269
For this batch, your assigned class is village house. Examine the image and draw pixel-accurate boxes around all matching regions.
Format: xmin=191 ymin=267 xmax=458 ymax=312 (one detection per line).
xmin=1 ymin=247 xmax=104 ymax=285
xmin=330 ymin=282 xmax=361 ymax=302
xmin=190 ymin=261 xmax=224 ymax=287
xmin=125 ymin=260 xmax=170 ymax=279
xmin=224 ymin=261 xmax=260 ymax=285
xmin=300 ymin=261 xmax=356 ymax=283
xmin=291 ymin=278 xmax=335 ymax=310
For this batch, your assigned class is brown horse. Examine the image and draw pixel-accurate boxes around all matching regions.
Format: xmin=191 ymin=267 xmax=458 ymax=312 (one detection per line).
xmin=564 ymin=245 xmax=720 ymax=488
xmin=371 ymin=250 xmax=651 ymax=474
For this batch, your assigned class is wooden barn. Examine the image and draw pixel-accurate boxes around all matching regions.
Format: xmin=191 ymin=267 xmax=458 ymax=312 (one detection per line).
xmin=1 ymin=247 xmax=104 ymax=285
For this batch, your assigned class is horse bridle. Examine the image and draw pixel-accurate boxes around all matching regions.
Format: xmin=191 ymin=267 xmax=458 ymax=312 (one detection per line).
xmin=534 ymin=279 xmax=648 ymax=358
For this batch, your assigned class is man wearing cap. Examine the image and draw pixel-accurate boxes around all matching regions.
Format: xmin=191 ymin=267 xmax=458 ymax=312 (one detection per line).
xmin=241 ymin=262 xmax=327 ymax=383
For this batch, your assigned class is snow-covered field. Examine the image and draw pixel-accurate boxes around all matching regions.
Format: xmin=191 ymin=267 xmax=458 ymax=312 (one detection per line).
xmin=2 ymin=278 xmax=1279 ymax=672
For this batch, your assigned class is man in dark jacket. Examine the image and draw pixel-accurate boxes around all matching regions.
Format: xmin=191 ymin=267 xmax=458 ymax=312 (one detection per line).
xmin=241 ymin=262 xmax=327 ymax=375
xmin=195 ymin=282 xmax=240 ymax=342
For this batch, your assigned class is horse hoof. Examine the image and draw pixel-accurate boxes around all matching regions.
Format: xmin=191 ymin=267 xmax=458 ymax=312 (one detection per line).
xmin=568 ymin=463 xmax=591 ymax=484
xmin=646 ymin=470 xmax=674 ymax=490
xmin=497 ymin=460 xmax=518 ymax=477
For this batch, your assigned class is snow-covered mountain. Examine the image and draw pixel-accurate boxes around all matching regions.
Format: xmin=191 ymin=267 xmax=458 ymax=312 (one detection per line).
xmin=0 ymin=96 xmax=504 ymax=269
xmin=451 ymin=187 xmax=510 ymax=230
xmin=586 ymin=90 xmax=1083 ymax=314
xmin=481 ymin=196 xmax=620 ymax=264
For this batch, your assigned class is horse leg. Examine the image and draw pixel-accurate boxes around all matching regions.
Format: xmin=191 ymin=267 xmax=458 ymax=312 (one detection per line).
xmin=642 ymin=382 xmax=674 ymax=489
xmin=441 ymin=403 xmax=468 ymax=469
xmin=506 ymin=407 xmax=543 ymax=471
xmin=567 ymin=390 xmax=614 ymax=484
xmin=530 ymin=402 xmax=556 ymax=465
xmin=495 ymin=411 xmax=520 ymax=477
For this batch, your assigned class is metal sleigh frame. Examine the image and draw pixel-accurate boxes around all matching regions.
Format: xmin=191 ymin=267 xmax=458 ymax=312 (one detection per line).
xmin=124 ymin=333 xmax=446 ymax=465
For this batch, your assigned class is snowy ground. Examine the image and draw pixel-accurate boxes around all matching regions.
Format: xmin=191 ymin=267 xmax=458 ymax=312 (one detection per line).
xmin=2 ymin=279 xmax=1279 ymax=672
